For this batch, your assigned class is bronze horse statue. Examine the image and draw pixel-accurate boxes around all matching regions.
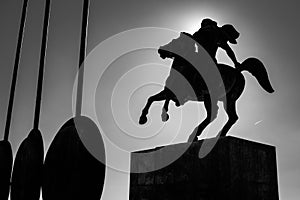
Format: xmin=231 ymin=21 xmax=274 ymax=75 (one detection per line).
xmin=139 ymin=32 xmax=274 ymax=141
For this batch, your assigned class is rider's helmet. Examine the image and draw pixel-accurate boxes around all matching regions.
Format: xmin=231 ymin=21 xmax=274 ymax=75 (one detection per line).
xmin=201 ymin=18 xmax=217 ymax=28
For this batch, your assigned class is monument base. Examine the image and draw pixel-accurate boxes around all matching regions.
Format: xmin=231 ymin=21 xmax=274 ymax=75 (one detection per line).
xmin=130 ymin=136 xmax=279 ymax=200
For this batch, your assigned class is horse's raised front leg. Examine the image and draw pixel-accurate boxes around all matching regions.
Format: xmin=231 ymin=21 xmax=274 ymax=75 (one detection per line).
xmin=139 ymin=90 xmax=167 ymax=125
xmin=188 ymin=97 xmax=219 ymax=142
xmin=219 ymin=100 xmax=239 ymax=137
xmin=161 ymin=87 xmax=182 ymax=122
xmin=161 ymin=98 xmax=170 ymax=122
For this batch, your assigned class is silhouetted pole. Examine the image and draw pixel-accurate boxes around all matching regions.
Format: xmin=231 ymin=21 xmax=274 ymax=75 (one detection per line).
xmin=75 ymin=0 xmax=89 ymax=117
xmin=33 ymin=0 xmax=51 ymax=130
xmin=4 ymin=0 xmax=28 ymax=141
xmin=10 ymin=0 xmax=50 ymax=199
xmin=43 ymin=1 xmax=106 ymax=199
xmin=0 ymin=1 xmax=28 ymax=199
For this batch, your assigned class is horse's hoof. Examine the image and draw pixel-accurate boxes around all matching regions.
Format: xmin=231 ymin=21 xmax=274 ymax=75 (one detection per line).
xmin=161 ymin=112 xmax=169 ymax=122
xmin=139 ymin=116 xmax=148 ymax=125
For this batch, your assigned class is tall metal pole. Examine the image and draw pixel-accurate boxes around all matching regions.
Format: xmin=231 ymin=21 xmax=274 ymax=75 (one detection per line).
xmin=4 ymin=0 xmax=29 ymax=141
xmin=1 ymin=1 xmax=29 ymax=199
xmin=75 ymin=0 xmax=89 ymax=117
xmin=33 ymin=0 xmax=51 ymax=130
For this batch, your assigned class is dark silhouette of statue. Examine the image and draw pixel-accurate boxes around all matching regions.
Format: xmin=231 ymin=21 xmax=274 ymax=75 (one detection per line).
xmin=139 ymin=21 xmax=274 ymax=142
xmin=193 ymin=18 xmax=240 ymax=67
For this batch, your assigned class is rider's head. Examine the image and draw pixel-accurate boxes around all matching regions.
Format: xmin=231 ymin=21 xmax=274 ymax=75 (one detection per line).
xmin=221 ymin=24 xmax=240 ymax=44
xmin=201 ymin=18 xmax=217 ymax=28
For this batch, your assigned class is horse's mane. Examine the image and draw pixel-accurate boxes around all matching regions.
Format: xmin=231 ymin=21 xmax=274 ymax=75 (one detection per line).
xmin=178 ymin=32 xmax=197 ymax=53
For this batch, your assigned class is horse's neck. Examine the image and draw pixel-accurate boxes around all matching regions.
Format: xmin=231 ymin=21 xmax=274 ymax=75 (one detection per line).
xmin=172 ymin=40 xmax=197 ymax=66
xmin=177 ymin=44 xmax=195 ymax=57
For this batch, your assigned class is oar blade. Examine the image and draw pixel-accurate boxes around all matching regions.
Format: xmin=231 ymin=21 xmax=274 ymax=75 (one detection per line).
xmin=10 ymin=129 xmax=44 ymax=200
xmin=43 ymin=116 xmax=106 ymax=200
xmin=0 ymin=140 xmax=13 ymax=200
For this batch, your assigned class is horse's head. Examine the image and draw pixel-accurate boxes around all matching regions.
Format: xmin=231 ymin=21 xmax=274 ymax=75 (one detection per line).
xmin=158 ymin=32 xmax=195 ymax=59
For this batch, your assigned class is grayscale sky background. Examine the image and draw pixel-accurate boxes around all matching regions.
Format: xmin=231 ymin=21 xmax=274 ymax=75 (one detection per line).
xmin=0 ymin=0 xmax=299 ymax=199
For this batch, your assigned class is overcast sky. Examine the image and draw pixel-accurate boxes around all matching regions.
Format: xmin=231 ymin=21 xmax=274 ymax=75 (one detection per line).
xmin=0 ymin=0 xmax=300 ymax=199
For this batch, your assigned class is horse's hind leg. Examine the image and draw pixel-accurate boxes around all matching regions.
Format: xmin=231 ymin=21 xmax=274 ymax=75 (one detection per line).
xmin=139 ymin=89 xmax=167 ymax=124
xmin=188 ymin=97 xmax=219 ymax=142
xmin=219 ymin=100 xmax=239 ymax=137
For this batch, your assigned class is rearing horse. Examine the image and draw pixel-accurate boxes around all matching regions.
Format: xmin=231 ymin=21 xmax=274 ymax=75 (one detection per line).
xmin=139 ymin=32 xmax=274 ymax=141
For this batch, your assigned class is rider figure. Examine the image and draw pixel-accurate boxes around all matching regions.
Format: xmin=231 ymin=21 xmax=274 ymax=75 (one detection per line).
xmin=193 ymin=18 xmax=240 ymax=68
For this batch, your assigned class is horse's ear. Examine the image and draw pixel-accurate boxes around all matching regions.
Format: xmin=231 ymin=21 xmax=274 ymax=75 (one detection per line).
xmin=180 ymin=32 xmax=192 ymax=38
xmin=178 ymin=32 xmax=186 ymax=39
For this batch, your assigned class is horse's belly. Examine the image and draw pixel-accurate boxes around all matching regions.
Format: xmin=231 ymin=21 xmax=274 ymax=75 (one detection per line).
xmin=165 ymin=63 xmax=238 ymax=105
xmin=165 ymin=69 xmax=200 ymax=105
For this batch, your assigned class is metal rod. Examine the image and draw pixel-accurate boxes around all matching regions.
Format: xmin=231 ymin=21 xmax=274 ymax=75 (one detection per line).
xmin=75 ymin=0 xmax=89 ymax=117
xmin=4 ymin=0 xmax=29 ymax=141
xmin=33 ymin=0 xmax=51 ymax=130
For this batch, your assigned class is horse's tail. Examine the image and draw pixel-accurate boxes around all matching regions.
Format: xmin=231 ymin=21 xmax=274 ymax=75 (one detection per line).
xmin=237 ymin=57 xmax=275 ymax=93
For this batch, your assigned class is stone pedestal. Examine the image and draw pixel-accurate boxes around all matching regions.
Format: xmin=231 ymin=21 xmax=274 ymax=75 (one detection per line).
xmin=130 ymin=136 xmax=279 ymax=200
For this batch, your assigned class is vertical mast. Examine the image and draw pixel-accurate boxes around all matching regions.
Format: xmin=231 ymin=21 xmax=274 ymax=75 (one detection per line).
xmin=75 ymin=0 xmax=89 ymax=117
xmin=4 ymin=0 xmax=29 ymax=141
xmin=33 ymin=0 xmax=51 ymax=130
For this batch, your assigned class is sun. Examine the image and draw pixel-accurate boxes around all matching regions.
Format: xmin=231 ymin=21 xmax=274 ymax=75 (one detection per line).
xmin=175 ymin=4 xmax=228 ymax=33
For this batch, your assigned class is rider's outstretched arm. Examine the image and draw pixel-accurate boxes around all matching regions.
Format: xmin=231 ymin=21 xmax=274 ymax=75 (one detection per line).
xmin=220 ymin=42 xmax=240 ymax=67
